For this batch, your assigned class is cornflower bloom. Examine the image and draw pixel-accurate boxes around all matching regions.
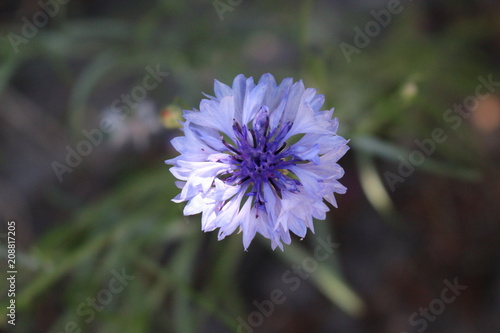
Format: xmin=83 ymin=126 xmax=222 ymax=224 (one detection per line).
xmin=166 ymin=74 xmax=348 ymax=250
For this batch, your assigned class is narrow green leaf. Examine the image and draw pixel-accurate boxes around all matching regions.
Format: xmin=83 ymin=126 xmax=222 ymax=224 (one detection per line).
xmin=273 ymin=239 xmax=365 ymax=318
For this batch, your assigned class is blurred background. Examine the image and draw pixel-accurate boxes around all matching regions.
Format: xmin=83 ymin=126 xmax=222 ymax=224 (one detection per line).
xmin=0 ymin=0 xmax=499 ymax=332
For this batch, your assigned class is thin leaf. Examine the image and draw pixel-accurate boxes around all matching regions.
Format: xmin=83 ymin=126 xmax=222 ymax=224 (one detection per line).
xmin=273 ymin=239 xmax=365 ymax=318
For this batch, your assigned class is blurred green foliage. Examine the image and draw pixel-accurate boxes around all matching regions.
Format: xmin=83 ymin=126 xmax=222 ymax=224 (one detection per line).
xmin=0 ymin=0 xmax=495 ymax=331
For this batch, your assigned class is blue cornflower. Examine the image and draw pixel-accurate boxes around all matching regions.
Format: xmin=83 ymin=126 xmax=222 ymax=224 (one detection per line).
xmin=166 ymin=74 xmax=348 ymax=250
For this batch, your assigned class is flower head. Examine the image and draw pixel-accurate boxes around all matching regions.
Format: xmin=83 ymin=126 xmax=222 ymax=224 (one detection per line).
xmin=166 ymin=74 xmax=348 ymax=250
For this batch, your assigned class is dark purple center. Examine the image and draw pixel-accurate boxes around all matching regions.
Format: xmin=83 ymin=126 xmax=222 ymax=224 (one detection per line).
xmin=220 ymin=106 xmax=302 ymax=211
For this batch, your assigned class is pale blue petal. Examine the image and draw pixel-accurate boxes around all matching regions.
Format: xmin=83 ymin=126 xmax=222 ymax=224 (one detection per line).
xmin=214 ymin=79 xmax=233 ymax=98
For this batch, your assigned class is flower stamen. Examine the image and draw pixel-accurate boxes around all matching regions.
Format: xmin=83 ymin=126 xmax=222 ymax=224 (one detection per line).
xmin=218 ymin=107 xmax=302 ymax=211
